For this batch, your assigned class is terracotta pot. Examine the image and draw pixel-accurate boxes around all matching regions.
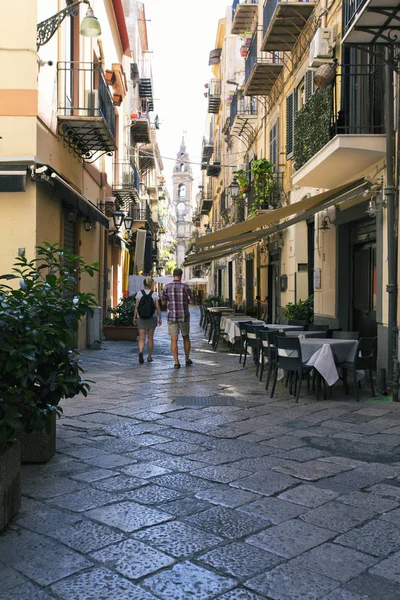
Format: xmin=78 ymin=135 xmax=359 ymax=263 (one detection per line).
xmin=18 ymin=413 xmax=56 ymax=464
xmin=103 ymin=325 xmax=139 ymax=341
xmin=0 ymin=441 xmax=21 ymax=531
xmin=104 ymin=69 xmax=116 ymax=86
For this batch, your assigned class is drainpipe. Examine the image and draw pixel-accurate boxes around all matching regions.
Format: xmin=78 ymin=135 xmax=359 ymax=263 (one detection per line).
xmin=385 ymin=49 xmax=399 ymax=400
xmin=320 ymin=0 xmax=328 ymax=28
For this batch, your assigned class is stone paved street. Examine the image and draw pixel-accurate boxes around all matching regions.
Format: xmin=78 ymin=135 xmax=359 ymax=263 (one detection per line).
xmin=2 ymin=308 xmax=400 ymax=599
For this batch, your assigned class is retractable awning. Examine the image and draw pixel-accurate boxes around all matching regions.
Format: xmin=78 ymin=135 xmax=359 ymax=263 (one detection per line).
xmin=185 ymin=178 xmax=368 ymax=267
xmin=49 ymin=172 xmax=109 ymax=228
xmin=195 ymin=179 xmax=367 ymax=250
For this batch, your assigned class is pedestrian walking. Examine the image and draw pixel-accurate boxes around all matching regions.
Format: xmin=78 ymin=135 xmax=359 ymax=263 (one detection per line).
xmin=133 ymin=276 xmax=162 ymax=363
xmin=161 ymin=267 xmax=193 ymax=369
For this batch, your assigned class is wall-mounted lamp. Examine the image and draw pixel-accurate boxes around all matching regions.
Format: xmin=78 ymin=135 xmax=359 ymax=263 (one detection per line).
xmin=36 ymin=0 xmax=101 ymax=50
xmin=83 ymin=216 xmax=92 ymax=232
xmin=319 ymin=215 xmax=336 ymax=231
xmin=112 ymin=210 xmax=125 ymax=230
xmin=205 ymin=224 xmax=212 ymax=235
xmin=124 ymin=215 xmax=133 ymax=232
xmin=229 ymin=178 xmax=240 ymax=199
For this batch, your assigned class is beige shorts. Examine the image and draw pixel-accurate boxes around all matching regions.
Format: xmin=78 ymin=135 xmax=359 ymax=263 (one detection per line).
xmin=168 ymin=321 xmax=190 ymax=337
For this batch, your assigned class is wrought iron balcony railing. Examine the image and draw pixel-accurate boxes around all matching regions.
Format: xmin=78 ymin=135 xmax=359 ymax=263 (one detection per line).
xmin=230 ymin=92 xmax=257 ymax=126
xmin=294 ymin=64 xmax=385 ymax=170
xmin=57 ymin=62 xmax=116 ymax=161
xmin=245 ymin=31 xmax=282 ymax=95
xmin=207 ymin=79 xmax=222 ymax=114
xmin=258 ymin=173 xmax=284 ymax=209
xmin=231 ymin=0 xmax=258 ymax=35
xmin=343 ymin=0 xmax=367 ymax=36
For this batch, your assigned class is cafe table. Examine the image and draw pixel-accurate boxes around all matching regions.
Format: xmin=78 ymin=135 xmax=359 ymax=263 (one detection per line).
xmin=222 ymin=317 xmax=265 ymax=345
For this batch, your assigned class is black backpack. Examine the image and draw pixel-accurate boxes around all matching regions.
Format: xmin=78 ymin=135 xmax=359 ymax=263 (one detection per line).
xmin=137 ymin=290 xmax=156 ymax=319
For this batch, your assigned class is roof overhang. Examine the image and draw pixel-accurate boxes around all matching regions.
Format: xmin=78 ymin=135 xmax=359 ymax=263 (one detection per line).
xmin=0 ymin=165 xmax=28 ymax=192
xmin=292 ymin=134 xmax=386 ymax=188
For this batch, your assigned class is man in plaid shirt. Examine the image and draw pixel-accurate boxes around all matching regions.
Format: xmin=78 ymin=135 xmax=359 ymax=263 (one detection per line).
xmin=161 ymin=268 xmax=193 ymax=368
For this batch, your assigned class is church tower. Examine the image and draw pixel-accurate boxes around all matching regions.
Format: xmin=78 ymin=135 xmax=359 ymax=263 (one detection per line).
xmin=173 ymin=137 xmax=193 ymax=275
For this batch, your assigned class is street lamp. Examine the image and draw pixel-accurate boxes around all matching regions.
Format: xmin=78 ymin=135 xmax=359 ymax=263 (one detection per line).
xmin=37 ymin=0 xmax=101 ymax=50
xmin=112 ymin=210 xmax=125 ymax=230
xmin=124 ymin=215 xmax=133 ymax=232
xmin=230 ymin=178 xmax=240 ymax=199
xmin=205 ymin=224 xmax=212 ymax=234
xmin=83 ymin=216 xmax=92 ymax=232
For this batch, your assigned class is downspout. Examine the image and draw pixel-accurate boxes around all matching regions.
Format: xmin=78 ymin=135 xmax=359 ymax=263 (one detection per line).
xmin=384 ymin=49 xmax=399 ymax=400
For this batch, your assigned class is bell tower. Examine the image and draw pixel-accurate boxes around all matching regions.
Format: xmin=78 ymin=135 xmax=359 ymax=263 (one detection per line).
xmin=173 ymin=137 xmax=193 ymax=273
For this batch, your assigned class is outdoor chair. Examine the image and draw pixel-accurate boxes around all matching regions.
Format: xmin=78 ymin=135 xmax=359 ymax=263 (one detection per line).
xmin=242 ymin=323 xmax=266 ymax=369
xmin=199 ymin=305 xmax=205 ymax=328
xmin=257 ymin=329 xmax=284 ymax=391
xmin=332 ymin=331 xmax=359 ymax=340
xmin=238 ymin=321 xmax=253 ymax=363
xmin=211 ymin=312 xmax=223 ymax=351
xmin=270 ymin=336 xmax=318 ymax=403
xmin=208 ymin=312 xmax=216 ymax=343
xmin=203 ymin=308 xmax=211 ymax=337
xmin=340 ymin=337 xmax=377 ymax=401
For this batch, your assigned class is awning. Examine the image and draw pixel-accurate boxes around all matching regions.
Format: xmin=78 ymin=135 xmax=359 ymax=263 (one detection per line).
xmin=185 ymin=178 xmax=368 ymax=266
xmin=195 ymin=179 xmax=367 ymax=250
xmin=49 ymin=172 xmax=109 ymax=228
xmin=0 ymin=165 xmax=28 ymax=192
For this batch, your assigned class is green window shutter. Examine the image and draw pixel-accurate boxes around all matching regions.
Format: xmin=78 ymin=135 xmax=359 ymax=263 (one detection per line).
xmin=286 ymin=92 xmax=294 ymax=158
xmin=304 ymin=70 xmax=314 ymax=102
xmin=270 ymin=123 xmax=278 ymax=171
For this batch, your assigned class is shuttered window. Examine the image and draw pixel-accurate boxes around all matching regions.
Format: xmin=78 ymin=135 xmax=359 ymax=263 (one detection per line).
xmin=286 ymin=92 xmax=295 ymax=158
xmin=270 ymin=122 xmax=278 ymax=171
xmin=304 ymin=70 xmax=314 ymax=103
xmin=63 ymin=208 xmax=77 ymax=299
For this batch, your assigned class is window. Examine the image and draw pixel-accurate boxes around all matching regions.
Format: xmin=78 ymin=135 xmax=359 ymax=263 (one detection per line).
xmin=180 ymin=163 xmax=185 ymax=172
xmin=286 ymin=92 xmax=295 ymax=158
xmin=270 ymin=122 xmax=278 ymax=172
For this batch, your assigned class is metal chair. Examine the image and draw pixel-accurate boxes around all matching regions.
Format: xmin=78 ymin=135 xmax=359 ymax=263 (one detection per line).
xmin=199 ymin=305 xmax=205 ymax=328
xmin=332 ymin=331 xmax=359 ymax=340
xmin=271 ymin=336 xmax=315 ymax=402
xmin=237 ymin=321 xmax=252 ymax=363
xmin=340 ymin=337 xmax=377 ymax=401
xmin=211 ymin=312 xmax=223 ymax=351
xmin=257 ymin=329 xmax=284 ymax=391
xmin=243 ymin=323 xmax=266 ymax=368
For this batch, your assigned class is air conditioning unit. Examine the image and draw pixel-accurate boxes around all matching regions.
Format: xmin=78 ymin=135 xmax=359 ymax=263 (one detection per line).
xmin=309 ymin=28 xmax=334 ymax=67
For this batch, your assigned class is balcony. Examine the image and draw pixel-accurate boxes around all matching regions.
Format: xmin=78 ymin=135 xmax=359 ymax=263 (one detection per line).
xmin=261 ymin=0 xmax=316 ymax=52
xmin=139 ymin=143 xmax=155 ymax=173
xmin=256 ymin=172 xmax=284 ymax=210
xmin=139 ymin=77 xmax=153 ymax=103
xmin=201 ymin=135 xmax=214 ymax=169
xmin=57 ymin=62 xmax=117 ymax=162
xmin=293 ymin=66 xmax=386 ymax=188
xmin=244 ymin=33 xmax=283 ymax=96
xmin=131 ymin=204 xmax=153 ymax=233
xmin=207 ymin=161 xmax=222 ymax=178
xmin=342 ymin=0 xmax=398 ymax=45
xmin=207 ymin=79 xmax=222 ymax=114
xmin=112 ymin=161 xmax=140 ymax=205
xmin=131 ymin=98 xmax=152 ymax=144
xmin=200 ymin=185 xmax=214 ymax=214
xmin=231 ymin=0 xmax=258 ymax=35
xmin=230 ymin=92 xmax=258 ymax=141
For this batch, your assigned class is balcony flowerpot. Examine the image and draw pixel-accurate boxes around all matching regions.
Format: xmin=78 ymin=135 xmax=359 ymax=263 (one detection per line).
xmin=113 ymin=94 xmax=123 ymax=106
xmin=18 ymin=413 xmax=56 ymax=464
xmin=240 ymin=185 xmax=250 ymax=193
xmin=104 ymin=69 xmax=116 ymax=86
xmin=240 ymin=47 xmax=249 ymax=58
xmin=103 ymin=325 xmax=139 ymax=341
xmin=0 ymin=441 xmax=21 ymax=532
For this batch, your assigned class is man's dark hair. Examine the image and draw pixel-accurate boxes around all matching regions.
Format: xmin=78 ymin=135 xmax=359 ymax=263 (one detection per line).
xmin=173 ymin=268 xmax=183 ymax=278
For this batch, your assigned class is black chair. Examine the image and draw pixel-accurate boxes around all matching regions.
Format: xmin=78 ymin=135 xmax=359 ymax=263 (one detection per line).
xmin=243 ymin=324 xmax=266 ymax=368
xmin=270 ymin=336 xmax=315 ymax=402
xmin=212 ymin=312 xmax=223 ymax=351
xmin=208 ymin=312 xmax=216 ymax=343
xmin=238 ymin=321 xmax=253 ymax=363
xmin=257 ymin=329 xmax=284 ymax=391
xmin=203 ymin=307 xmax=210 ymax=333
xmin=199 ymin=305 xmax=205 ymax=328
xmin=340 ymin=337 xmax=377 ymax=401
xmin=332 ymin=331 xmax=359 ymax=340
xmin=288 ymin=319 xmax=308 ymax=330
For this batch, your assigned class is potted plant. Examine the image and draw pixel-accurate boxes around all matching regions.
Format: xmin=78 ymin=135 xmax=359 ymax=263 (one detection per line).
xmin=233 ymin=168 xmax=250 ymax=194
xmin=249 ymin=158 xmax=276 ymax=216
xmin=0 ymin=390 xmax=22 ymax=531
xmin=0 ymin=243 xmax=99 ymax=465
xmin=103 ymin=294 xmax=139 ymax=341
xmin=284 ymin=295 xmax=314 ymax=326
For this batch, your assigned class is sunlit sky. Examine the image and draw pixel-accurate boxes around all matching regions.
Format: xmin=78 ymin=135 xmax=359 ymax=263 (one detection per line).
xmin=142 ymin=0 xmax=230 ymax=195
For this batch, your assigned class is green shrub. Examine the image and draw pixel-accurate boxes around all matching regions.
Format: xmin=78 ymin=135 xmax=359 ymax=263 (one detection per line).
xmin=284 ymin=296 xmax=314 ymax=325
xmin=104 ymin=294 xmax=137 ymax=326
xmin=0 ymin=243 xmax=98 ymax=452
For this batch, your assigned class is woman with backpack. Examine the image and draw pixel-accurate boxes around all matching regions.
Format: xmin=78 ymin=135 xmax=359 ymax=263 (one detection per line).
xmin=133 ymin=276 xmax=162 ymax=363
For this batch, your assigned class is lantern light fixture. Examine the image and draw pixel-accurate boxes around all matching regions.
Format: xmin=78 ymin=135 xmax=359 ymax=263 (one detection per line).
xmin=229 ymin=178 xmax=240 ymax=199
xmin=112 ymin=210 xmax=125 ymax=230
xmin=83 ymin=216 xmax=92 ymax=232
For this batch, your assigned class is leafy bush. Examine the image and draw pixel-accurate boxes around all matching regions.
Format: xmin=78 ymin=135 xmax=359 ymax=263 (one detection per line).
xmin=204 ymin=295 xmax=226 ymax=307
xmin=284 ymin=296 xmax=314 ymax=325
xmin=104 ymin=294 xmax=137 ymax=326
xmin=0 ymin=243 xmax=98 ymax=453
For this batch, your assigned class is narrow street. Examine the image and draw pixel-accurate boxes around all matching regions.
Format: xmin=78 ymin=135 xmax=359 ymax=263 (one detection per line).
xmin=2 ymin=308 xmax=400 ymax=600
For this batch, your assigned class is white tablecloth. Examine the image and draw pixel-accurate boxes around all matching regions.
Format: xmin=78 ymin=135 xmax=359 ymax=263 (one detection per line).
xmin=222 ymin=318 xmax=265 ymax=344
xmin=278 ymin=338 xmax=358 ymax=387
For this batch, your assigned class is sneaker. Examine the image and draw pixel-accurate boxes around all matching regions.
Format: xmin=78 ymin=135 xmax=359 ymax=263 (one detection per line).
xmin=139 ymin=352 xmax=144 ymax=364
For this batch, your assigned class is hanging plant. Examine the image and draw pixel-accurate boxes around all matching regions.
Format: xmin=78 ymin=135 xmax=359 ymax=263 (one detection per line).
xmin=249 ymin=158 xmax=276 ymax=216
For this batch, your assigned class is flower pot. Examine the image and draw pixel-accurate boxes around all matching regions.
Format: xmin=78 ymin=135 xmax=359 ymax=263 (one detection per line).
xmin=314 ymin=63 xmax=338 ymax=90
xmin=104 ymin=69 xmax=116 ymax=86
xmin=113 ymin=94 xmax=123 ymax=106
xmin=0 ymin=440 xmax=21 ymax=531
xmin=240 ymin=47 xmax=249 ymax=58
xmin=19 ymin=412 xmax=56 ymax=464
xmin=103 ymin=325 xmax=139 ymax=341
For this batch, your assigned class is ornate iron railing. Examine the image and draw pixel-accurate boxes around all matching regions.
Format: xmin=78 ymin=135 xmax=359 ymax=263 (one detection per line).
xmin=343 ymin=0 xmax=368 ymax=36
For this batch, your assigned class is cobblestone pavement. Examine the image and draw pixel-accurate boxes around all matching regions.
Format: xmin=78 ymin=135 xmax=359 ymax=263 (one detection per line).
xmin=2 ymin=308 xmax=400 ymax=599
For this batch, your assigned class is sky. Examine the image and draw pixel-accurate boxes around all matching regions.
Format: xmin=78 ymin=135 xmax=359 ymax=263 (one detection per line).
xmin=142 ymin=0 xmax=230 ymax=196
